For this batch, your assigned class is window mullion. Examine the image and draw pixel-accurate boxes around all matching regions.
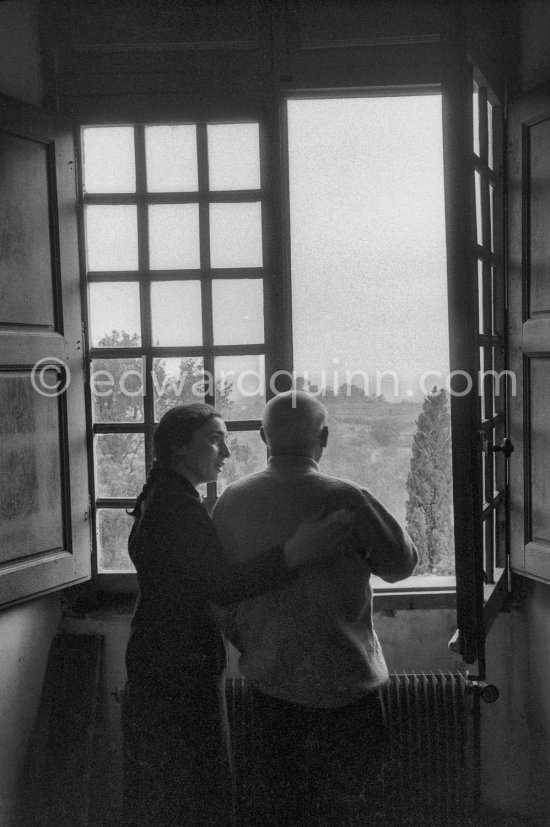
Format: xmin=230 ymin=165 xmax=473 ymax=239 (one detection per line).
xmin=197 ymin=122 xmax=214 ymax=400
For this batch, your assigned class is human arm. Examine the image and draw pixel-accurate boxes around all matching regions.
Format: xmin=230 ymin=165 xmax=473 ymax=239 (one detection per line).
xmin=353 ymin=488 xmax=418 ymax=582
xmin=132 ymin=493 xmax=352 ymax=606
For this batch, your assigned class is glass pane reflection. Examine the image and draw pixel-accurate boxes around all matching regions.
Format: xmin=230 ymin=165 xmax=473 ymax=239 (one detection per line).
xmin=151 ymin=281 xmax=203 ymax=346
xmin=218 ymin=430 xmax=267 ymax=494
xmin=207 ymin=123 xmax=260 ymax=191
xmin=215 ymin=354 xmax=265 ymax=421
xmin=212 ymin=279 xmax=264 ymax=345
xmin=86 ymin=205 xmax=138 ymax=271
xmin=149 ymin=204 xmax=200 ymax=270
xmin=91 ymin=358 xmax=144 ymax=423
xmin=89 ymin=282 xmax=141 ymax=347
xmin=97 ymin=508 xmax=135 ymax=571
xmin=83 ymin=127 xmax=135 ymax=194
xmin=210 ymin=203 xmax=262 ymax=268
xmin=473 ymin=81 xmax=480 ymax=157
xmin=145 ymin=125 xmax=198 ymax=192
xmin=153 ymin=356 xmax=205 ymax=421
xmin=95 ymin=433 xmax=145 ymax=498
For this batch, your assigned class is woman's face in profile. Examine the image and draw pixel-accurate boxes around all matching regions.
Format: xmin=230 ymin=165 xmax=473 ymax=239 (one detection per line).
xmin=176 ymin=416 xmax=231 ymax=486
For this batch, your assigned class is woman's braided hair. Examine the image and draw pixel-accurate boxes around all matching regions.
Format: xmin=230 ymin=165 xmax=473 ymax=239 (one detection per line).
xmin=128 ymin=402 xmax=221 ymax=519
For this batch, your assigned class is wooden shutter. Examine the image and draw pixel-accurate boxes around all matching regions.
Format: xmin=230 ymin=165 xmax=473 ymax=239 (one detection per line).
xmin=508 ymin=85 xmax=550 ymax=583
xmin=0 ymin=94 xmax=90 ymax=606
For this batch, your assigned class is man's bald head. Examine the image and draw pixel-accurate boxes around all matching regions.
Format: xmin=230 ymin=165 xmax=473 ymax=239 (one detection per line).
xmin=261 ymin=392 xmax=328 ymax=458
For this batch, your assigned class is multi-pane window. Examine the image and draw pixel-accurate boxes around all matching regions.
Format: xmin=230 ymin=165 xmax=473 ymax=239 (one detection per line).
xmin=471 ymin=75 xmax=508 ymax=589
xmin=80 ymin=90 xmax=507 ymax=592
xmin=81 ymin=122 xmax=269 ymax=572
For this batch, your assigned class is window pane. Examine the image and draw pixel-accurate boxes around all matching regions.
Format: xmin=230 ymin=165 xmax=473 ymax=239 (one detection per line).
xmin=95 ymin=433 xmax=145 ymax=498
xmin=477 ymin=259 xmax=484 ymax=335
xmin=495 ymin=501 xmax=505 ymax=567
xmin=475 ymin=170 xmax=483 ymax=246
xmin=207 ymin=123 xmax=261 ymax=191
xmin=89 ymin=282 xmax=141 ymax=347
xmin=473 ymin=80 xmax=480 ymax=157
xmin=287 ymin=95 xmax=454 ymax=580
xmin=218 ymin=430 xmax=266 ymax=494
xmin=477 ymin=260 xmax=493 ymax=337
xmin=151 ymin=281 xmax=203 ymax=346
xmin=480 ymin=346 xmax=495 ymax=422
xmin=215 ymin=354 xmax=265 ymax=421
xmin=481 ymin=441 xmax=487 ymax=506
xmin=479 ymin=346 xmax=486 ymax=421
xmin=483 ymin=514 xmax=494 ymax=580
xmin=490 ymin=267 xmax=496 ymax=335
xmin=82 ymin=127 xmax=136 ymax=194
xmin=212 ymin=279 xmax=264 ymax=345
xmin=97 ymin=508 xmax=135 ymax=572
xmin=91 ymin=358 xmax=144 ymax=423
xmin=86 ymin=205 xmax=138 ymax=271
xmin=153 ymin=356 xmax=204 ymax=421
xmin=145 ymin=125 xmax=198 ymax=192
xmin=489 ymin=182 xmax=495 ymax=252
xmin=210 ymin=203 xmax=262 ymax=268
xmin=149 ymin=204 xmax=200 ymax=269
xmin=487 ymin=100 xmax=494 ymax=170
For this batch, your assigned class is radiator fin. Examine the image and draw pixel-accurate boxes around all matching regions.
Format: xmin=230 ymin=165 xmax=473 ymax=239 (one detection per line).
xmin=225 ymin=671 xmax=477 ymax=826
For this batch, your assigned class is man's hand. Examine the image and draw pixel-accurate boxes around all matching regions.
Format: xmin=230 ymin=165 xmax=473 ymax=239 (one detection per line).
xmin=283 ymin=508 xmax=354 ymax=569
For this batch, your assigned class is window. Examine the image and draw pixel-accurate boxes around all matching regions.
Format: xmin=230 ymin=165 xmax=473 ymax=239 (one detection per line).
xmin=285 ymin=92 xmax=454 ymax=590
xmin=80 ymin=89 xmax=507 ymax=609
xmin=441 ymin=50 xmax=509 ymax=666
xmin=81 ymin=122 xmax=270 ymax=574
xmin=471 ymin=74 xmax=508 ymax=594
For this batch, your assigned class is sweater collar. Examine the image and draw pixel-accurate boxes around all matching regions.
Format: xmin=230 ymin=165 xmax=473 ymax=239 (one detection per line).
xmin=156 ymin=467 xmax=201 ymax=500
xmin=268 ymin=455 xmax=320 ymax=472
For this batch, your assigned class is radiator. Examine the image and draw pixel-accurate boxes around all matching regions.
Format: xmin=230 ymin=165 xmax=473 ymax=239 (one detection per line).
xmin=380 ymin=672 xmax=476 ymax=826
xmin=224 ymin=672 xmax=478 ymax=827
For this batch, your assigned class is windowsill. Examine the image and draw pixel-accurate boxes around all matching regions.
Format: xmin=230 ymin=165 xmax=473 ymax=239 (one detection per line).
xmin=372 ymin=574 xmax=456 ymax=610
xmin=65 ymin=571 xmax=457 ymax=614
xmin=372 ymin=574 xmax=455 ymax=592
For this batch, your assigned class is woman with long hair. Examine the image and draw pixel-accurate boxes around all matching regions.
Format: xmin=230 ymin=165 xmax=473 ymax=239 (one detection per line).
xmin=121 ymin=402 xmax=350 ymax=826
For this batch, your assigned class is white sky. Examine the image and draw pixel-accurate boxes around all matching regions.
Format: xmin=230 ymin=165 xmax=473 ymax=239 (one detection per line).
xmin=288 ymin=94 xmax=450 ymax=400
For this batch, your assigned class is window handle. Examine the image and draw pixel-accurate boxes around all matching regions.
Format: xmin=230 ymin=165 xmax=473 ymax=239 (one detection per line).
xmin=467 ymin=680 xmax=500 ymax=703
xmin=487 ymin=436 xmax=514 ymax=459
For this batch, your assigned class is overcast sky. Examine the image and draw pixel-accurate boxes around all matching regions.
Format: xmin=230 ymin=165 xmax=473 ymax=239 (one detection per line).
xmin=288 ymin=94 xmax=449 ymax=400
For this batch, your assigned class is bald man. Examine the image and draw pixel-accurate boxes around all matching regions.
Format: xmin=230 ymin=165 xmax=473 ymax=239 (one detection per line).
xmin=213 ymin=391 xmax=417 ymax=825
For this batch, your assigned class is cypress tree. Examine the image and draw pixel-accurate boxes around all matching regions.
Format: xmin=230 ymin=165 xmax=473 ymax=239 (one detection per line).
xmin=405 ymin=387 xmax=454 ymax=574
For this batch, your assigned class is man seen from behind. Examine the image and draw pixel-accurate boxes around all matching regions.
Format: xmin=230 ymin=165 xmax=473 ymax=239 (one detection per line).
xmin=213 ymin=391 xmax=418 ymax=825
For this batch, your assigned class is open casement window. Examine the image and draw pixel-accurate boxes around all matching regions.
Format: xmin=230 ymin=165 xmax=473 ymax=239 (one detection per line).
xmin=80 ymin=120 xmax=270 ymax=585
xmin=508 ymin=84 xmax=550 ymax=585
xmin=283 ymin=90 xmax=457 ymax=603
xmin=441 ymin=35 xmax=510 ymax=669
xmin=0 ymin=94 xmax=90 ymax=607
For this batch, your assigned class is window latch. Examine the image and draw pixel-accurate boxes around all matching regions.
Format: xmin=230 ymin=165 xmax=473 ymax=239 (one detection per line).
xmin=487 ymin=436 xmax=514 ymax=460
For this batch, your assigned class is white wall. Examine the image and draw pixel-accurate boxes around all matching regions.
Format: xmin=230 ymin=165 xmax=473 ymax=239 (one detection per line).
xmin=0 ymin=597 xmax=61 ymax=825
